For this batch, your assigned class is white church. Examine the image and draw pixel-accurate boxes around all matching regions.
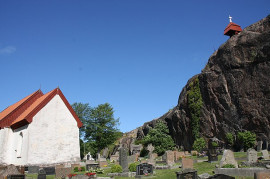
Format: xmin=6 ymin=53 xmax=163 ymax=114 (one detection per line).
xmin=0 ymin=88 xmax=83 ymax=166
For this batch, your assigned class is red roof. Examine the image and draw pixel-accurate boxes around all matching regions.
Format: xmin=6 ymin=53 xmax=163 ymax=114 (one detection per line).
xmin=224 ymin=22 xmax=242 ymax=37
xmin=0 ymin=88 xmax=83 ymax=129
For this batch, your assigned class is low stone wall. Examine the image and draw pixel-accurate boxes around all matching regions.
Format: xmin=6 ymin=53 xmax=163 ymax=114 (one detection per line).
xmin=107 ymin=172 xmax=136 ymax=177
xmin=215 ymin=168 xmax=270 ymax=177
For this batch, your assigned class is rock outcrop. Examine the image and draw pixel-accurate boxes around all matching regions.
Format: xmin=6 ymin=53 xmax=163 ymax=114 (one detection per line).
xmin=131 ymin=15 xmax=270 ymax=150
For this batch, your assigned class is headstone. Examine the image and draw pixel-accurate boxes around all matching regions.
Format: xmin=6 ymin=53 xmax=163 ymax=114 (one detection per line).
xmin=208 ymin=148 xmax=218 ymax=162
xmin=102 ymin=147 xmax=109 ymax=158
xmin=147 ymin=144 xmax=154 ymax=154
xmin=7 ymin=174 xmax=25 ymax=179
xmin=254 ymin=171 xmax=270 ymax=179
xmin=43 ymin=167 xmax=55 ymax=175
xmin=98 ymin=160 xmax=108 ymax=167
xmin=86 ymin=164 xmax=99 ymax=171
xmin=110 ymin=155 xmax=119 ymax=162
xmin=184 ymin=151 xmax=190 ymax=155
xmin=182 ymin=158 xmax=194 ymax=169
xmin=174 ymin=151 xmax=185 ymax=162
xmin=261 ymin=150 xmax=269 ymax=160
xmin=136 ymin=163 xmax=153 ymax=176
xmin=28 ymin=166 xmax=39 ymax=174
xmin=55 ymin=167 xmax=72 ymax=178
xmin=165 ymin=150 xmax=175 ymax=165
xmin=257 ymin=141 xmax=263 ymax=152
xmin=247 ymin=148 xmax=257 ymax=163
xmin=127 ymin=155 xmax=137 ymax=164
xmin=176 ymin=168 xmax=197 ymax=179
xmin=219 ymin=150 xmax=238 ymax=168
xmin=191 ymin=150 xmax=198 ymax=156
xmin=37 ymin=168 xmax=46 ymax=179
xmin=119 ymin=147 xmax=128 ymax=172
xmin=0 ymin=165 xmax=21 ymax=179
xmin=130 ymin=144 xmax=143 ymax=155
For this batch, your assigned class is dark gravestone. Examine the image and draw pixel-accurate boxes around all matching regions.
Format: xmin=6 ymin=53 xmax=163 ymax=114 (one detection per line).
xmin=208 ymin=148 xmax=218 ymax=162
xmin=136 ymin=163 xmax=153 ymax=176
xmin=37 ymin=168 xmax=46 ymax=179
xmin=44 ymin=167 xmax=55 ymax=175
xmin=28 ymin=166 xmax=39 ymax=174
xmin=176 ymin=169 xmax=197 ymax=179
xmin=119 ymin=147 xmax=128 ymax=172
xmin=7 ymin=175 xmax=25 ymax=179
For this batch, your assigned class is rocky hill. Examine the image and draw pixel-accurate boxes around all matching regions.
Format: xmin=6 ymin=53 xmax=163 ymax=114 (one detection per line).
xmin=129 ymin=15 xmax=270 ymax=151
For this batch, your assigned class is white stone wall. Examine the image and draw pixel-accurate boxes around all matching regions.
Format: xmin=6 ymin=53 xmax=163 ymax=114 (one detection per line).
xmin=0 ymin=94 xmax=80 ymax=166
xmin=27 ymin=94 xmax=80 ymax=165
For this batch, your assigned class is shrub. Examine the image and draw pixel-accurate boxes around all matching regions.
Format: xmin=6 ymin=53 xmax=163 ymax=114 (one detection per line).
xmin=237 ymin=131 xmax=256 ymax=151
xmin=192 ymin=137 xmax=206 ymax=152
xmin=211 ymin=141 xmax=218 ymax=147
xmin=80 ymin=166 xmax=85 ymax=172
xmin=226 ymin=133 xmax=234 ymax=146
xmin=129 ymin=163 xmax=137 ymax=172
xmin=73 ymin=167 xmax=79 ymax=172
xmin=222 ymin=164 xmax=235 ymax=168
xmin=111 ymin=164 xmax=123 ymax=173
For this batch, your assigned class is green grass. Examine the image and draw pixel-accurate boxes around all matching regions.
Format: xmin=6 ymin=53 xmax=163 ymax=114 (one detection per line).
xmin=194 ymin=161 xmax=216 ymax=175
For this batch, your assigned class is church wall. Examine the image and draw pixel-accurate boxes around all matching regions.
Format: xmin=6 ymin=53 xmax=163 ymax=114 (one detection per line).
xmin=27 ymin=94 xmax=80 ymax=165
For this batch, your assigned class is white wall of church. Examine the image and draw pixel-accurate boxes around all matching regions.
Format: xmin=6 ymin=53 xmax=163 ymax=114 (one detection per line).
xmin=0 ymin=94 xmax=80 ymax=166
xmin=27 ymin=94 xmax=80 ymax=165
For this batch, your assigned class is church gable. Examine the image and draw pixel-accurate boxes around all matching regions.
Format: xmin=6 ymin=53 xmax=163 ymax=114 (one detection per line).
xmin=0 ymin=88 xmax=83 ymax=130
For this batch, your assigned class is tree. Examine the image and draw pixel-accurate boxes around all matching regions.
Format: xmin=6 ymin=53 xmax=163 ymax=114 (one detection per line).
xmin=225 ymin=133 xmax=234 ymax=147
xmin=85 ymin=103 xmax=121 ymax=154
xmin=237 ymin=131 xmax=256 ymax=151
xmin=192 ymin=137 xmax=206 ymax=152
xmin=142 ymin=120 xmax=175 ymax=155
xmin=71 ymin=102 xmax=91 ymax=138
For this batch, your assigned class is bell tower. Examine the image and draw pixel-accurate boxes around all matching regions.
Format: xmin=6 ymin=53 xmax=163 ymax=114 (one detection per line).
xmin=224 ymin=15 xmax=242 ymax=37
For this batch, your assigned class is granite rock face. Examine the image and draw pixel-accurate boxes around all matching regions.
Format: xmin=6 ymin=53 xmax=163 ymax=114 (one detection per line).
xmin=132 ymin=15 xmax=270 ymax=150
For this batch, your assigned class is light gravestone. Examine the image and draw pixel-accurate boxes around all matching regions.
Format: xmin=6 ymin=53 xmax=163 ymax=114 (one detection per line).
xmin=219 ymin=150 xmax=238 ymax=168
xmin=182 ymin=158 xmax=193 ymax=169
xmin=119 ymin=147 xmax=128 ymax=172
xmin=247 ymin=148 xmax=257 ymax=163
xmin=262 ymin=150 xmax=270 ymax=160
xmin=165 ymin=150 xmax=175 ymax=165
xmin=257 ymin=141 xmax=263 ymax=152
xmin=147 ymin=144 xmax=156 ymax=165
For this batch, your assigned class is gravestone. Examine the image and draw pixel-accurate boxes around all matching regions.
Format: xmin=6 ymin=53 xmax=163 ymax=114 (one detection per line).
xmin=110 ymin=155 xmax=119 ymax=162
xmin=0 ymin=165 xmax=21 ymax=179
xmin=102 ymin=147 xmax=109 ymax=158
xmin=182 ymin=158 xmax=194 ymax=169
xmin=174 ymin=151 xmax=185 ymax=161
xmin=219 ymin=150 xmax=238 ymax=168
xmin=119 ymin=147 xmax=128 ymax=172
xmin=86 ymin=164 xmax=99 ymax=171
xmin=43 ymin=167 xmax=55 ymax=175
xmin=130 ymin=144 xmax=143 ymax=155
xmin=55 ymin=167 xmax=72 ymax=178
xmin=136 ymin=163 xmax=153 ymax=176
xmin=147 ymin=144 xmax=154 ymax=154
xmin=176 ymin=168 xmax=197 ymax=179
xmin=262 ymin=150 xmax=269 ymax=160
xmin=37 ymin=168 xmax=46 ymax=179
xmin=165 ymin=150 xmax=175 ymax=165
xmin=28 ymin=166 xmax=39 ymax=174
xmin=257 ymin=141 xmax=263 ymax=152
xmin=254 ymin=171 xmax=270 ymax=179
xmin=127 ymin=155 xmax=137 ymax=164
xmin=247 ymin=148 xmax=257 ymax=163
xmin=208 ymin=148 xmax=218 ymax=162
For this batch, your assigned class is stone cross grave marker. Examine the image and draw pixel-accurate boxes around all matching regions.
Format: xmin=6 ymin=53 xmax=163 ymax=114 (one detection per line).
xmin=147 ymin=144 xmax=154 ymax=154
xmin=119 ymin=147 xmax=128 ymax=172
xmin=247 ymin=148 xmax=257 ymax=163
xmin=262 ymin=150 xmax=270 ymax=160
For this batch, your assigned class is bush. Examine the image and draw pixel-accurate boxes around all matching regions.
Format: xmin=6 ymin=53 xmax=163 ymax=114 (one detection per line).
xmin=192 ymin=137 xmax=206 ymax=152
xmin=111 ymin=164 xmax=123 ymax=173
xmin=237 ymin=131 xmax=256 ymax=151
xmin=222 ymin=164 xmax=235 ymax=168
xmin=73 ymin=167 xmax=79 ymax=172
xmin=226 ymin=133 xmax=234 ymax=146
xmin=211 ymin=141 xmax=218 ymax=147
xmin=80 ymin=167 xmax=85 ymax=172
xmin=129 ymin=163 xmax=137 ymax=172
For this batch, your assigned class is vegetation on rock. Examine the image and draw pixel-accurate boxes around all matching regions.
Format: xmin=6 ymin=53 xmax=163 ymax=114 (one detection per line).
xmin=192 ymin=137 xmax=206 ymax=152
xmin=142 ymin=120 xmax=175 ymax=155
xmin=237 ymin=131 xmax=256 ymax=151
xmin=187 ymin=77 xmax=203 ymax=140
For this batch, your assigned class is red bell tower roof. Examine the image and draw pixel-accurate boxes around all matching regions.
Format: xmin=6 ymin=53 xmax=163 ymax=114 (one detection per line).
xmin=224 ymin=16 xmax=242 ymax=37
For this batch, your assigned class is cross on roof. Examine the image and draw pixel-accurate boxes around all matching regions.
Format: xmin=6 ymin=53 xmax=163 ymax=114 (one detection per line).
xmin=229 ymin=15 xmax=233 ymax=22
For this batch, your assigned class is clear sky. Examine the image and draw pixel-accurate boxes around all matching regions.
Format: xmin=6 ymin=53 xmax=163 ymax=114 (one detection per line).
xmin=0 ymin=0 xmax=269 ymax=133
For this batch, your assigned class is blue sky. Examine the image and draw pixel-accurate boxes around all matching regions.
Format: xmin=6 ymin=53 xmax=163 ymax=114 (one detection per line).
xmin=0 ymin=1 xmax=269 ymax=133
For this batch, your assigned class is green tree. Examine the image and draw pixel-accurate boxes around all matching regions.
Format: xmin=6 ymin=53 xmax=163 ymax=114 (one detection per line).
xmin=237 ymin=131 xmax=256 ymax=151
xmin=142 ymin=120 xmax=175 ymax=155
xmin=85 ymin=103 xmax=121 ymax=154
xmin=72 ymin=102 xmax=91 ymax=138
xmin=225 ymin=133 xmax=234 ymax=146
xmin=192 ymin=137 xmax=206 ymax=152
